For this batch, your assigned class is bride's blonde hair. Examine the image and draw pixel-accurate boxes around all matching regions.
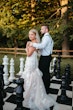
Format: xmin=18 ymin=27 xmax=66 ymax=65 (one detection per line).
xmin=29 ymin=29 xmax=40 ymax=43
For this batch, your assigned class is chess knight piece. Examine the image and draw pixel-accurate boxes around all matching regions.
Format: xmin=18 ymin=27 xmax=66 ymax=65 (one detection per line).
xmin=13 ymin=78 xmax=24 ymax=110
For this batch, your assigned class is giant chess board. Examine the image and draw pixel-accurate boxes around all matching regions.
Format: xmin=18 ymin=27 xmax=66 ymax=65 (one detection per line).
xmin=3 ymin=75 xmax=73 ymax=110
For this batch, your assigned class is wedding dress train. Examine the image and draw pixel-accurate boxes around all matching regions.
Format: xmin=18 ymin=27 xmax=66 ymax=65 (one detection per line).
xmin=21 ymin=51 xmax=58 ymax=110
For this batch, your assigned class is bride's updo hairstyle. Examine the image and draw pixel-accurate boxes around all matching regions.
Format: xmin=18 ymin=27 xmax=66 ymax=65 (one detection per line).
xmin=29 ymin=29 xmax=40 ymax=43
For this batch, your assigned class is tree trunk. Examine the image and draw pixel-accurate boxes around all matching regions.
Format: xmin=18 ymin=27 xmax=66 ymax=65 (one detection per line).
xmin=60 ymin=0 xmax=70 ymax=55
xmin=14 ymin=38 xmax=18 ymax=48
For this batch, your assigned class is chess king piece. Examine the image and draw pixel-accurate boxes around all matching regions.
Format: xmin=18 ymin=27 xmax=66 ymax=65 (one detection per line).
xmin=2 ymin=55 xmax=9 ymax=85
xmin=13 ymin=78 xmax=24 ymax=110
xmin=9 ymin=58 xmax=15 ymax=82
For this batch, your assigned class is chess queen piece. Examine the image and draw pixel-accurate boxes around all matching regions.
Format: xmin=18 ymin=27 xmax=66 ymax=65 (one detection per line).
xmin=9 ymin=58 xmax=15 ymax=82
xmin=2 ymin=55 xmax=9 ymax=85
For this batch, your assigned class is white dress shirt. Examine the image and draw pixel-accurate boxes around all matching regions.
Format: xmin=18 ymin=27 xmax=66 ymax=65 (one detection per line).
xmin=32 ymin=32 xmax=54 ymax=56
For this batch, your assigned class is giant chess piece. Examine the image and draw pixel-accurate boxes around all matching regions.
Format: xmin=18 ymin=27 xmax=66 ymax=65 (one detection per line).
xmin=0 ymin=65 xmax=5 ymax=110
xmin=0 ymin=80 xmax=4 ymax=110
xmin=64 ymin=64 xmax=71 ymax=88
xmin=18 ymin=58 xmax=24 ymax=76
xmin=53 ymin=58 xmax=57 ymax=76
xmin=60 ymin=75 xmax=67 ymax=101
xmin=13 ymin=78 xmax=24 ymax=110
xmin=66 ymin=64 xmax=71 ymax=84
xmin=49 ymin=57 xmax=57 ymax=74
xmin=0 ymin=65 xmax=6 ymax=98
xmin=2 ymin=55 xmax=9 ymax=85
xmin=56 ymin=53 xmax=61 ymax=79
xmin=57 ymin=75 xmax=72 ymax=105
xmin=57 ymin=75 xmax=67 ymax=103
xmin=9 ymin=58 xmax=15 ymax=82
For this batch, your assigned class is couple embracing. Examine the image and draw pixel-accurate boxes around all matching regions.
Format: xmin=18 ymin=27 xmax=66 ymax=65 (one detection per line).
xmin=21 ymin=24 xmax=58 ymax=110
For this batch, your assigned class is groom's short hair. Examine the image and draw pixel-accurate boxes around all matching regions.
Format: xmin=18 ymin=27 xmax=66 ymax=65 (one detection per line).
xmin=41 ymin=23 xmax=49 ymax=30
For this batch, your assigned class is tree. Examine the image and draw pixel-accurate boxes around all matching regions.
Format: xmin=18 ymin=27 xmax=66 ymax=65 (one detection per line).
xmin=0 ymin=0 xmax=73 ymax=50
xmin=60 ymin=0 xmax=69 ymax=55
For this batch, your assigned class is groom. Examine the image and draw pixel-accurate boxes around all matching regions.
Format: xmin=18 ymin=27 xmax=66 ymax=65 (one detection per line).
xmin=31 ymin=24 xmax=54 ymax=94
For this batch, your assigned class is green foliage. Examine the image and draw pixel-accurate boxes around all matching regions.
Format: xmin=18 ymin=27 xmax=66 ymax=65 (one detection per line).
xmin=0 ymin=0 xmax=73 ymax=49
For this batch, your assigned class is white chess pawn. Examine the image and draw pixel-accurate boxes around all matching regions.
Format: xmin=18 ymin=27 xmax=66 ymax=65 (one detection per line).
xmin=9 ymin=58 xmax=15 ymax=82
xmin=18 ymin=57 xmax=24 ymax=76
xmin=2 ymin=55 xmax=9 ymax=85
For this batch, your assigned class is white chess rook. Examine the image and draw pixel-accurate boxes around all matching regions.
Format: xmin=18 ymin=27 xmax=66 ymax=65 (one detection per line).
xmin=2 ymin=55 xmax=9 ymax=85
xmin=9 ymin=58 xmax=15 ymax=82
xmin=18 ymin=57 xmax=24 ymax=76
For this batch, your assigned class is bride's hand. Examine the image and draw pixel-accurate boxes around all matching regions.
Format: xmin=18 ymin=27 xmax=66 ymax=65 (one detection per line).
xmin=26 ymin=41 xmax=33 ymax=47
xmin=29 ymin=42 xmax=33 ymax=46
xmin=26 ymin=41 xmax=30 ymax=46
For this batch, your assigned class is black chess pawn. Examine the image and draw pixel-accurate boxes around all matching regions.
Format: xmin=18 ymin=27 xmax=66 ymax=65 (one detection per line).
xmin=64 ymin=64 xmax=71 ymax=88
xmin=57 ymin=75 xmax=72 ymax=105
xmin=66 ymin=64 xmax=71 ymax=84
xmin=60 ymin=75 xmax=67 ymax=101
xmin=0 ymin=65 xmax=6 ymax=98
xmin=13 ymin=78 xmax=24 ymax=110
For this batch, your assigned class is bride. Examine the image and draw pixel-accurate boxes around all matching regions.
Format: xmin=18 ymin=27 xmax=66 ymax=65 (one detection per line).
xmin=21 ymin=29 xmax=58 ymax=110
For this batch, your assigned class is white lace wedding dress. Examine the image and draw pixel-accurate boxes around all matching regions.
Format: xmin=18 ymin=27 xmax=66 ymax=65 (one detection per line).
xmin=21 ymin=51 xmax=58 ymax=110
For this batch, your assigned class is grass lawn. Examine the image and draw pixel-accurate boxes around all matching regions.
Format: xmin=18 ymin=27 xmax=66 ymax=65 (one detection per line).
xmin=0 ymin=53 xmax=73 ymax=79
